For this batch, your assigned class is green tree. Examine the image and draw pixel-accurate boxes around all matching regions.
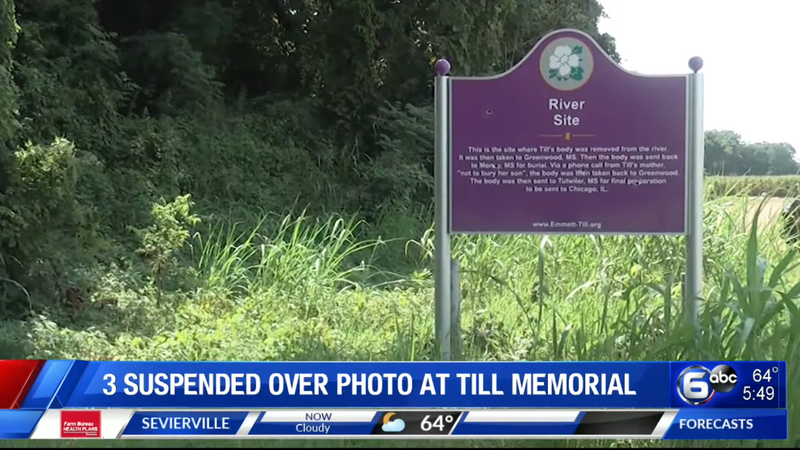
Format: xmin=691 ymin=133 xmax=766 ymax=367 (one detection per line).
xmin=747 ymin=142 xmax=798 ymax=175
xmin=704 ymin=130 xmax=798 ymax=176
xmin=0 ymin=0 xmax=17 ymax=173
xmin=0 ymin=0 xmax=20 ymax=308
xmin=94 ymin=0 xmax=617 ymax=145
xmin=12 ymin=0 xmax=128 ymax=151
xmin=705 ymin=130 xmax=745 ymax=175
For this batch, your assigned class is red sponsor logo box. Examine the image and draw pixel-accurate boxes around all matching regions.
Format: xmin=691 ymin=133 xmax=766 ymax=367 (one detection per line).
xmin=61 ymin=410 xmax=101 ymax=438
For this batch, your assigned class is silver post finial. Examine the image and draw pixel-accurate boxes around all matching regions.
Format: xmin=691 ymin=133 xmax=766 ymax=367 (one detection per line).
xmin=688 ymin=56 xmax=704 ymax=73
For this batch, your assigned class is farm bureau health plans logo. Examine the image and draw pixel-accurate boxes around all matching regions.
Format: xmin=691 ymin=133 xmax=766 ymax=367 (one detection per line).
xmin=61 ymin=410 xmax=102 ymax=438
xmin=677 ymin=365 xmax=738 ymax=405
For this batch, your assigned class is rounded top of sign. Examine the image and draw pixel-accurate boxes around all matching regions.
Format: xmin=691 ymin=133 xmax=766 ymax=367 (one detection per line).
xmin=688 ymin=56 xmax=704 ymax=73
xmin=435 ymin=59 xmax=451 ymax=76
xmin=447 ymin=29 xmax=692 ymax=84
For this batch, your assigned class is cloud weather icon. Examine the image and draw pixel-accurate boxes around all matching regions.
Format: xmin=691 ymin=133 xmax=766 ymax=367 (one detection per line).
xmin=381 ymin=413 xmax=405 ymax=433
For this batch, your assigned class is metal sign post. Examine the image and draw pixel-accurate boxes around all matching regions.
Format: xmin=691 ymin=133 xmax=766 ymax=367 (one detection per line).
xmin=434 ymin=59 xmax=452 ymax=361
xmin=685 ymin=57 xmax=705 ymax=330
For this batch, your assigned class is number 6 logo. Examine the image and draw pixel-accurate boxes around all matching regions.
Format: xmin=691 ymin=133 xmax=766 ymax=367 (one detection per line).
xmin=677 ymin=366 xmax=713 ymax=405
xmin=677 ymin=364 xmax=738 ymax=406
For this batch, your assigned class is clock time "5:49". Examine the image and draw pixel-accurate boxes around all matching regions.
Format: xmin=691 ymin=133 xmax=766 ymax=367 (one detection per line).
xmin=742 ymin=385 xmax=775 ymax=401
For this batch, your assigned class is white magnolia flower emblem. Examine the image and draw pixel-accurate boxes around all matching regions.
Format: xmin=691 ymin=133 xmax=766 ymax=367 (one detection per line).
xmin=547 ymin=44 xmax=585 ymax=81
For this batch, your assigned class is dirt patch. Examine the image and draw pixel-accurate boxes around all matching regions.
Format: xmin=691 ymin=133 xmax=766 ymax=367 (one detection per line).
xmin=744 ymin=197 xmax=787 ymax=231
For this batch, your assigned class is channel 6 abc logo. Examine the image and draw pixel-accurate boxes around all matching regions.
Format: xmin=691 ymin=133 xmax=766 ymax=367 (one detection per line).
xmin=676 ymin=364 xmax=738 ymax=405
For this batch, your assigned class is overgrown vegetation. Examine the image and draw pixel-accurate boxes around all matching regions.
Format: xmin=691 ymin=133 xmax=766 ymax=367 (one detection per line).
xmin=1 ymin=0 xmax=799 ymax=447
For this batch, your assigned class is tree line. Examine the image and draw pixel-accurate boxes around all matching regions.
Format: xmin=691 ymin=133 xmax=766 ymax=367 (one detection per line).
xmin=705 ymin=130 xmax=798 ymax=176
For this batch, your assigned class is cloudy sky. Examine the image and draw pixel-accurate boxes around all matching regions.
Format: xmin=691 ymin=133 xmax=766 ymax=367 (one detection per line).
xmin=598 ymin=0 xmax=800 ymax=150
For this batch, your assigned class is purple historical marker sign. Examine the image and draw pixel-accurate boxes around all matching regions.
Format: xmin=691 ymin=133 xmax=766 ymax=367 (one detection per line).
xmin=449 ymin=29 xmax=688 ymax=234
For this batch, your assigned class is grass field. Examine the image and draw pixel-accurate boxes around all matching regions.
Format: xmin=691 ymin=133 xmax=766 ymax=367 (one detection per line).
xmin=2 ymin=193 xmax=799 ymax=448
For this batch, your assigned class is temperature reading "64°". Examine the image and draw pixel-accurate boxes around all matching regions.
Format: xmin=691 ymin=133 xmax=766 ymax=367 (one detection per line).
xmin=752 ymin=367 xmax=778 ymax=383
xmin=421 ymin=414 xmax=455 ymax=432
xmin=371 ymin=411 xmax=463 ymax=435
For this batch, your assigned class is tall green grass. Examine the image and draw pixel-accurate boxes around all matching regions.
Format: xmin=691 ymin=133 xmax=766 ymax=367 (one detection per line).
xmin=1 ymin=193 xmax=798 ymax=447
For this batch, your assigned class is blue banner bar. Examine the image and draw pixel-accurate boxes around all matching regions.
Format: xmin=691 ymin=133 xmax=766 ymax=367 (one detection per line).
xmin=0 ymin=411 xmax=44 ymax=439
xmin=123 ymin=412 xmax=249 ymax=436
xmin=20 ymin=360 xmax=74 ymax=409
xmin=663 ymin=409 xmax=787 ymax=440
xmin=248 ymin=421 xmax=376 ymax=436
xmin=0 ymin=408 xmax=787 ymax=439
xmin=24 ymin=361 xmax=785 ymax=409
xmin=117 ymin=408 xmax=787 ymax=439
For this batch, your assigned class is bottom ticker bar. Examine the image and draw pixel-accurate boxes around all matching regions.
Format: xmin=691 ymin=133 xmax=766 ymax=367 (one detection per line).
xmin=9 ymin=408 xmax=787 ymax=440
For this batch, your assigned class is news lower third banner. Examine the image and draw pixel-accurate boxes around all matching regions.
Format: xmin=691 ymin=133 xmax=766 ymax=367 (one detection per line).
xmin=0 ymin=360 xmax=788 ymax=440
xmin=0 ymin=408 xmax=789 ymax=440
